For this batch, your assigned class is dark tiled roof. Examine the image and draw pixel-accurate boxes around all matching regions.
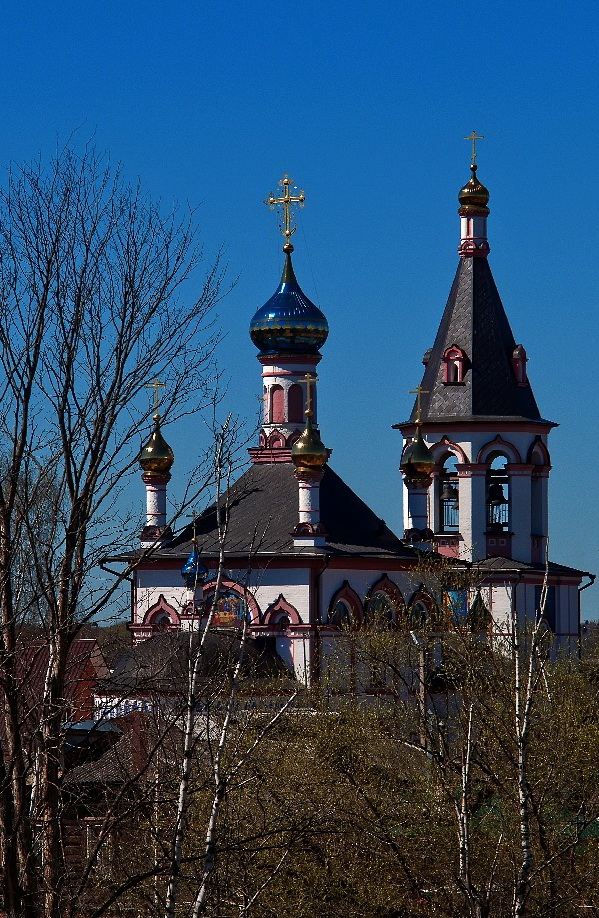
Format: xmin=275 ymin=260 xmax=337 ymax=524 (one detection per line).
xmin=411 ymin=257 xmax=547 ymax=424
xmin=474 ymin=557 xmax=589 ymax=577
xmin=153 ymin=462 xmax=414 ymax=560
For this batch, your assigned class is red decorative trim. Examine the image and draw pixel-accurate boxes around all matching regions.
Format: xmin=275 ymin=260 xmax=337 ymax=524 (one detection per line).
xmin=293 ymin=521 xmax=326 ymax=535
xmin=407 ymin=589 xmax=437 ymax=617
xmin=398 ymin=420 xmax=556 ymax=435
xmin=442 ymin=345 xmax=467 ymax=384
xmin=268 ymin=428 xmax=285 ymax=449
xmin=430 ymin=436 xmax=468 ymax=465
xmin=512 ymin=345 xmax=528 ymax=386
xmin=202 ymin=578 xmax=261 ymax=624
xmin=506 ymin=463 xmax=535 ymax=475
xmin=263 ymin=594 xmax=301 ymax=626
xmin=527 ymin=437 xmax=551 ymax=467
xmin=477 ymin=435 xmax=521 ymax=465
xmin=142 ymin=473 xmax=171 ymax=485
xmin=458 ymin=240 xmax=490 ymax=258
xmin=327 ymin=581 xmax=364 ymax=626
xmin=141 ymin=594 xmax=180 ymax=627
xmin=248 ymin=447 xmax=293 ymax=464
xmin=456 ymin=463 xmax=487 ymax=476
xmin=434 ymin=534 xmax=461 ymax=558
xmin=485 ymin=532 xmax=513 ymax=559
xmin=259 ymin=354 xmax=321 ymax=367
xmin=366 ymin=575 xmax=406 ymax=616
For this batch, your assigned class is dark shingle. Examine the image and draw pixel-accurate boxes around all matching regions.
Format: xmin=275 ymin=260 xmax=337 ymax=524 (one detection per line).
xmin=411 ymin=258 xmax=546 ymax=423
xmin=156 ymin=462 xmax=414 ymax=560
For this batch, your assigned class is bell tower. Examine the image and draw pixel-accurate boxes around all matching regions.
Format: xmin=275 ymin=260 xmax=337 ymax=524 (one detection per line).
xmin=395 ymin=140 xmax=553 ymax=564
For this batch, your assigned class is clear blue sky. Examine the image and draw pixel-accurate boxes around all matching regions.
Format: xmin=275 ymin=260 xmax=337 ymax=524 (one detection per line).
xmin=1 ymin=1 xmax=597 ymax=615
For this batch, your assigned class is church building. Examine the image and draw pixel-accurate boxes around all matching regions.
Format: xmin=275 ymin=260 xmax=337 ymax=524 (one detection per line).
xmin=125 ymin=158 xmax=590 ymax=683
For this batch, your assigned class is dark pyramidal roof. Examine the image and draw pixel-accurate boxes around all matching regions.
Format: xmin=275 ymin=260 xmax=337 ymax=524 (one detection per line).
xmin=155 ymin=462 xmax=414 ymax=560
xmin=411 ymin=257 xmax=549 ymax=425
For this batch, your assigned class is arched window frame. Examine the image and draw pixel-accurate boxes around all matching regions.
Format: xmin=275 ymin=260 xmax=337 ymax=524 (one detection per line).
xmin=438 ymin=452 xmax=460 ymax=534
xmin=442 ymin=345 xmax=467 ymax=385
xmin=406 ymin=589 xmax=438 ymax=629
xmin=485 ymin=453 xmax=510 ymax=532
xmin=202 ymin=578 xmax=261 ymax=625
xmin=270 ymin=384 xmax=285 ymax=424
xmin=287 ymin=383 xmax=304 ymax=423
xmin=142 ymin=594 xmax=180 ymax=629
xmin=263 ymin=594 xmax=301 ymax=628
xmin=477 ymin=436 xmax=521 ymax=465
xmin=327 ymin=581 xmax=363 ymax=628
xmin=365 ymin=575 xmax=405 ymax=627
xmin=268 ymin=430 xmax=285 ymax=449
xmin=512 ymin=345 xmax=529 ymax=386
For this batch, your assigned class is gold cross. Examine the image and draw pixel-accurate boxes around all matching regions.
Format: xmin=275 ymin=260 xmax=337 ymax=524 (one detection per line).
xmin=264 ymin=174 xmax=305 ymax=249
xmin=409 ymin=386 xmax=429 ymax=424
xmin=464 ymin=131 xmax=484 ymax=165
xmin=186 ymin=510 xmax=200 ymax=545
xmin=305 ymin=373 xmax=318 ymax=417
xmin=146 ymin=377 xmax=166 ymax=412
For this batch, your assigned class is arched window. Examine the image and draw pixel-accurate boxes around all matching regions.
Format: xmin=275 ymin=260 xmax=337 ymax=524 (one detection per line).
xmin=486 ymin=455 xmax=509 ymax=531
xmin=270 ymin=385 xmax=285 ymax=424
xmin=263 ymin=594 xmax=301 ymax=628
xmin=330 ymin=600 xmax=352 ymax=628
xmin=288 ymin=384 xmax=304 ymax=423
xmin=442 ymin=346 xmax=466 ymax=384
xmin=268 ymin=431 xmax=285 ymax=448
xmin=512 ymin=345 xmax=528 ymax=385
xmin=366 ymin=592 xmax=397 ymax=629
xmin=409 ymin=601 xmax=429 ymax=629
xmin=438 ymin=454 xmax=459 ymax=533
xmin=529 ymin=441 xmax=549 ymax=555
xmin=327 ymin=582 xmax=363 ymax=628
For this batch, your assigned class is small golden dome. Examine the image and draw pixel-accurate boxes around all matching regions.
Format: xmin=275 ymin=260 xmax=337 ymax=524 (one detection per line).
xmin=458 ymin=164 xmax=490 ymax=208
xmin=291 ymin=416 xmax=328 ymax=473
xmin=400 ymin=426 xmax=435 ymax=479
xmin=139 ymin=414 xmax=174 ymax=477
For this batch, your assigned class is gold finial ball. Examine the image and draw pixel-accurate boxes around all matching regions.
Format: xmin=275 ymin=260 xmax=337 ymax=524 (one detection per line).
xmin=291 ymin=421 xmax=328 ymax=472
xmin=459 ymin=163 xmax=490 ymax=208
xmin=282 ymin=242 xmax=294 ymax=253
xmin=139 ymin=414 xmax=175 ymax=477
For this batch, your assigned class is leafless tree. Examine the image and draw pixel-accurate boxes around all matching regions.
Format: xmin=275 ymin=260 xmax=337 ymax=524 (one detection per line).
xmin=0 ymin=144 xmax=226 ymax=918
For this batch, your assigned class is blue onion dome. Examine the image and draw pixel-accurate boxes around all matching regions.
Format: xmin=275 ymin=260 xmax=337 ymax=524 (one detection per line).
xmin=249 ymin=253 xmax=328 ymax=355
xmin=181 ymin=543 xmax=208 ymax=588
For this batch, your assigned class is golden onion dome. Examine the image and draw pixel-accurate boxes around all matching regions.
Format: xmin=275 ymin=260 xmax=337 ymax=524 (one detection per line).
xmin=291 ymin=416 xmax=328 ymax=473
xmin=458 ymin=163 xmax=490 ymax=208
xmin=400 ymin=425 xmax=435 ymax=479
xmin=139 ymin=413 xmax=174 ymax=477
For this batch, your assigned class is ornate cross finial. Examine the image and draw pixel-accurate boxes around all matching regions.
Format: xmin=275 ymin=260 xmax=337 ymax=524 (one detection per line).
xmin=186 ymin=510 xmax=200 ymax=544
xmin=264 ymin=174 xmax=306 ymax=253
xmin=464 ymin=131 xmax=484 ymax=165
xmin=304 ymin=373 xmax=318 ymax=417
xmin=409 ymin=386 xmax=429 ymax=424
xmin=146 ymin=377 xmax=166 ymax=413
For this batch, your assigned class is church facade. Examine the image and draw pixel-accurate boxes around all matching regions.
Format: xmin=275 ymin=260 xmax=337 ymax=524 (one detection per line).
xmin=124 ymin=163 xmax=590 ymax=683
